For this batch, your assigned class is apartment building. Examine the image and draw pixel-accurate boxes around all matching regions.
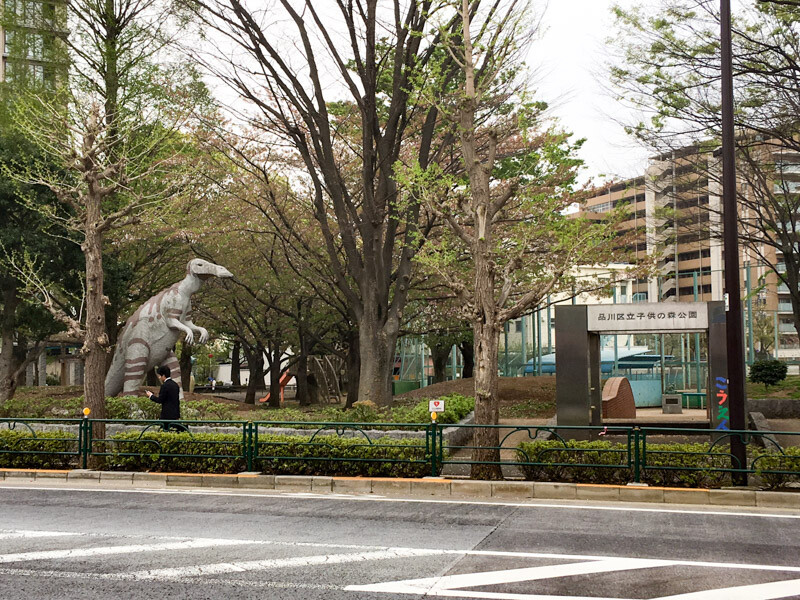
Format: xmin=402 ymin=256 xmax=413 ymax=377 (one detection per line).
xmin=583 ymin=143 xmax=800 ymax=357
xmin=1 ymin=0 xmax=66 ymax=86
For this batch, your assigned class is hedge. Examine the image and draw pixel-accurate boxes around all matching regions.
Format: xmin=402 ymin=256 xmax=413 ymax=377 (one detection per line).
xmin=104 ymin=431 xmax=246 ymax=474
xmin=255 ymin=434 xmax=430 ymax=478
xmin=0 ymin=429 xmax=78 ymax=469
xmin=104 ymin=431 xmax=432 ymax=477
xmin=753 ymin=446 xmax=800 ymax=489
xmin=516 ymin=440 xmax=733 ymax=488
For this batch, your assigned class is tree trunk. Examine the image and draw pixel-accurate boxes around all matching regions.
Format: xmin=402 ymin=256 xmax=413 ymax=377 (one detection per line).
xmin=470 ymin=320 xmax=502 ymax=479
xmin=345 ymin=330 xmax=360 ymax=409
xmin=459 ymin=340 xmax=474 ymax=379
xmin=243 ymin=346 xmax=265 ymax=405
xmin=231 ymin=341 xmax=241 ymax=386
xmin=0 ymin=279 xmax=20 ymax=403
xmin=179 ymin=342 xmax=192 ymax=390
xmin=357 ymin=310 xmax=396 ymax=407
xmin=82 ymin=208 xmax=108 ymax=467
xmin=430 ymin=342 xmax=452 ymax=384
xmin=82 ymin=213 xmax=108 ymax=424
xmin=295 ymin=348 xmax=310 ymax=407
xmin=267 ymin=343 xmax=282 ymax=409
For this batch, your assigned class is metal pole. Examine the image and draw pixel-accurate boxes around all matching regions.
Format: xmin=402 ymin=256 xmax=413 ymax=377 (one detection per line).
xmin=613 ymin=286 xmax=619 ymax=375
xmin=774 ymin=311 xmax=780 ymax=359
xmin=546 ymin=296 xmax=552 ymax=353
xmin=451 ymin=344 xmax=457 ymax=379
xmin=521 ymin=314 xmax=528 ymax=375
xmin=420 ymin=338 xmax=426 ymax=388
xmin=694 ymin=271 xmax=702 ymax=392
xmin=504 ymin=322 xmax=509 ymax=377
xmin=721 ymin=0 xmax=747 ymax=484
xmin=536 ymin=309 xmax=543 ymax=376
xmin=681 ymin=333 xmax=686 ymax=390
xmin=746 ymin=262 xmax=754 ymax=365
xmin=660 ymin=334 xmax=666 ymax=393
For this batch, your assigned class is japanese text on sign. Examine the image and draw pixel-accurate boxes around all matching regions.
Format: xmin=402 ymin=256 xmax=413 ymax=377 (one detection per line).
xmin=587 ymin=302 xmax=708 ymax=332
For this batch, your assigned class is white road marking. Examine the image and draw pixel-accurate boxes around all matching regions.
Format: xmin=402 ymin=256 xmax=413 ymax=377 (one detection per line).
xmin=0 ymin=531 xmax=76 ymax=540
xmin=347 ymin=555 xmax=800 ymax=599
xmin=2 ymin=526 xmax=800 ymax=599
xmin=655 ymin=577 xmax=800 ymax=600
xmin=124 ymin=547 xmax=442 ymax=579
xmin=349 ymin=558 xmax=673 ymax=594
xmin=2 ymin=483 xmax=799 ymax=520
xmin=0 ymin=538 xmax=246 ymax=564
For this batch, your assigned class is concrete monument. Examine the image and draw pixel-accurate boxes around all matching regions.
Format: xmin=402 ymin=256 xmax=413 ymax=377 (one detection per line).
xmin=105 ymin=258 xmax=233 ymax=397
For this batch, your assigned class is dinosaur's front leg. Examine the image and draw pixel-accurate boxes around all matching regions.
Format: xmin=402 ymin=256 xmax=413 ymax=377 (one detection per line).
xmin=165 ymin=317 xmax=195 ymax=345
xmin=185 ymin=320 xmax=208 ymax=344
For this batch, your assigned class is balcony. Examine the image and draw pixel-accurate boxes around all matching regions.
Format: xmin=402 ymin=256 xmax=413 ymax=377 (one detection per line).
xmin=779 ymin=302 xmax=794 ymax=313
xmin=780 ymin=322 xmax=797 ymax=333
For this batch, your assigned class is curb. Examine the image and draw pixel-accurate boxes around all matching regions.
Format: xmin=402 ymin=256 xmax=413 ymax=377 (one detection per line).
xmin=1 ymin=468 xmax=798 ymax=509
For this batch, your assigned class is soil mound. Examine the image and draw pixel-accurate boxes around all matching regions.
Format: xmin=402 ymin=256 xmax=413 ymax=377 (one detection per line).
xmin=396 ymin=376 xmax=556 ymax=405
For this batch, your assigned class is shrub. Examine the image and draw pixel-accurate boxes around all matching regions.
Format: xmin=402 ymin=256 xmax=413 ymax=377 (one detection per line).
xmin=103 ymin=430 xmax=431 ymax=477
xmin=256 ymin=434 xmax=431 ymax=478
xmin=260 ymin=394 xmax=475 ymax=428
xmin=753 ymin=446 xmax=800 ymax=489
xmin=390 ymin=394 xmax=474 ymax=425
xmin=749 ymin=359 xmax=788 ymax=391
xmin=182 ymin=399 xmax=236 ymax=421
xmin=516 ymin=439 xmax=732 ymax=488
xmin=106 ymin=396 xmax=161 ymax=420
xmin=516 ymin=440 xmax=631 ymax=485
xmin=105 ymin=431 xmax=245 ymax=473
xmin=0 ymin=430 xmax=78 ymax=469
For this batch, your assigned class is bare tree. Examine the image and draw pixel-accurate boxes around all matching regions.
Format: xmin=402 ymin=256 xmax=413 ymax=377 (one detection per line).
xmin=185 ymin=0 xmax=465 ymax=405
xmin=404 ymin=0 xmax=629 ymax=478
xmin=5 ymin=0 xmax=206 ymax=422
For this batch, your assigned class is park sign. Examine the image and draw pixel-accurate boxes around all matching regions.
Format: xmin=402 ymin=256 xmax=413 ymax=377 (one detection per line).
xmin=587 ymin=302 xmax=708 ymax=333
xmin=429 ymin=399 xmax=445 ymax=414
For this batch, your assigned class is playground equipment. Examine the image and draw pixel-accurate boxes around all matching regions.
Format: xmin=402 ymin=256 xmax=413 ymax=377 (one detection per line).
xmin=259 ymin=371 xmax=292 ymax=404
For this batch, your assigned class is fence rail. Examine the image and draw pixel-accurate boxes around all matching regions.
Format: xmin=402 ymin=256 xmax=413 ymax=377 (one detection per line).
xmin=1 ymin=418 xmax=799 ymax=487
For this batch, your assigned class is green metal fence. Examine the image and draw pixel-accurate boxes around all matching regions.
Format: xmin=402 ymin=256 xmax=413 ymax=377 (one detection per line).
xmin=2 ymin=418 xmax=800 ymax=487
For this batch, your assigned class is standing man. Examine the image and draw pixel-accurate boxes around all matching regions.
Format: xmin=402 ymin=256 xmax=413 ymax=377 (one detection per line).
xmin=146 ymin=365 xmax=183 ymax=430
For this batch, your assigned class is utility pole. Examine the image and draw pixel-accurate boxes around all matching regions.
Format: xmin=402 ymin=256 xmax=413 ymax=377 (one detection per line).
xmin=720 ymin=0 xmax=748 ymax=485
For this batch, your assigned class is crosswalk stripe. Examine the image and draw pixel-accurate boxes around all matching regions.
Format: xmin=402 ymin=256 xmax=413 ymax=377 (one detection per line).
xmin=0 ymin=538 xmax=246 ymax=564
xmin=654 ymin=577 xmax=800 ymax=600
xmin=0 ymin=531 xmax=76 ymax=540
xmin=125 ymin=547 xmax=442 ymax=579
xmin=347 ymin=558 xmax=672 ymax=595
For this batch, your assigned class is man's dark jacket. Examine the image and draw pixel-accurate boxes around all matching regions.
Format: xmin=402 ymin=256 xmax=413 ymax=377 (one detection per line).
xmin=149 ymin=378 xmax=180 ymax=420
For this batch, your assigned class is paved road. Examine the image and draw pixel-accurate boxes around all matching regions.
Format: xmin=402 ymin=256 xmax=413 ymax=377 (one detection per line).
xmin=1 ymin=484 xmax=800 ymax=599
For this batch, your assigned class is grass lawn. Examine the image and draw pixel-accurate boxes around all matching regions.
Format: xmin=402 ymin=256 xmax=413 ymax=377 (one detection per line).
xmin=746 ymin=374 xmax=800 ymax=399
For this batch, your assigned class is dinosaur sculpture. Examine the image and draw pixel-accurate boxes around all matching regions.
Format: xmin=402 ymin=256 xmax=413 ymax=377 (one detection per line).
xmin=105 ymin=258 xmax=233 ymax=397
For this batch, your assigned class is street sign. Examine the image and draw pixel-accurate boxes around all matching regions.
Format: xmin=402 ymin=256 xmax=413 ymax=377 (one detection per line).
xmin=428 ymin=399 xmax=445 ymax=413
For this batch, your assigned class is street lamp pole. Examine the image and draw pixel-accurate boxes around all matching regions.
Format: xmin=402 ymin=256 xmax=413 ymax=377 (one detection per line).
xmin=720 ymin=0 xmax=748 ymax=485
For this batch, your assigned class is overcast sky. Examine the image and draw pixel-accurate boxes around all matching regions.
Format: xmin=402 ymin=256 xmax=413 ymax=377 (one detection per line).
xmin=533 ymin=0 xmax=653 ymax=183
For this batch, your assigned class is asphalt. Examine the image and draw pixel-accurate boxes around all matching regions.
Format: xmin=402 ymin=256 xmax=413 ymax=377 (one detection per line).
xmin=1 ymin=481 xmax=799 ymax=599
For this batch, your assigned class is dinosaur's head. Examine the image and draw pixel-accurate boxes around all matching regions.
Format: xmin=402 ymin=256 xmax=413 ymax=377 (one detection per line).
xmin=187 ymin=259 xmax=234 ymax=281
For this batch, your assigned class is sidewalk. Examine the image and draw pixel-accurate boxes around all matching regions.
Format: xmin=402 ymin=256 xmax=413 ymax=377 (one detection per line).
xmin=2 ymin=468 xmax=799 ymax=510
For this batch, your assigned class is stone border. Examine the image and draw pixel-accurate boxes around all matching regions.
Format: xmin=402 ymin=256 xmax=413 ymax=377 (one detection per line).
xmin=2 ymin=468 xmax=798 ymax=509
